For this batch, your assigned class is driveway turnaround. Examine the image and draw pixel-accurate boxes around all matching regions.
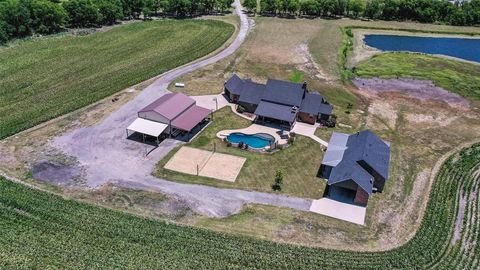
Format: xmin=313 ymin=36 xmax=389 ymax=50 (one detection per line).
xmin=51 ymin=0 xmax=313 ymax=218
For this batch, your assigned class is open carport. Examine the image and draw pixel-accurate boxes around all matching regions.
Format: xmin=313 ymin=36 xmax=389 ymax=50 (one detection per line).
xmin=126 ymin=118 xmax=168 ymax=145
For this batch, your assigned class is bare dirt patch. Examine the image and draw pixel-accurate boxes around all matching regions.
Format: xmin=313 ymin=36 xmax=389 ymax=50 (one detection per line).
xmin=32 ymin=161 xmax=83 ymax=186
xmin=295 ymin=43 xmax=331 ymax=81
xmin=452 ymin=188 xmax=467 ymax=245
xmin=367 ymin=101 xmax=397 ymax=128
xmin=353 ymin=77 xmax=470 ymax=108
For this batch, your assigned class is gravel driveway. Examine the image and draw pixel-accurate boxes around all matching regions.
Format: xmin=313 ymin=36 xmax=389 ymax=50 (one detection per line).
xmin=51 ymin=0 xmax=312 ymax=217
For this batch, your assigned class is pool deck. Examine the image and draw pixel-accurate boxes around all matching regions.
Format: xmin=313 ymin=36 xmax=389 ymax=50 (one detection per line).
xmin=217 ymin=124 xmax=289 ymax=146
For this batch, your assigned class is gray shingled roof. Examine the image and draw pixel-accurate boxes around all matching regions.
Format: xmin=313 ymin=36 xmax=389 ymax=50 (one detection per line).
xmin=262 ymin=79 xmax=305 ymax=107
xmin=254 ymin=101 xmax=297 ymax=123
xmin=323 ymin=130 xmax=391 ymax=194
xmin=300 ymin=92 xmax=323 ymax=115
xmin=318 ymin=103 xmax=333 ymax=115
xmin=225 ymin=74 xmax=244 ymax=95
xmin=238 ymin=81 xmax=265 ymax=104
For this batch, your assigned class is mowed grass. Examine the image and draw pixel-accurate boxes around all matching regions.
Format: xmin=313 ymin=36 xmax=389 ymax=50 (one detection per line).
xmin=354 ymin=52 xmax=480 ymax=100
xmin=0 ymin=20 xmax=234 ymax=139
xmin=2 ymin=144 xmax=480 ymax=268
xmin=155 ymin=107 xmax=326 ymax=199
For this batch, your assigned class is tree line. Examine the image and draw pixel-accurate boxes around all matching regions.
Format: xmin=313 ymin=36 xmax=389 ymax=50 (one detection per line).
xmin=243 ymin=0 xmax=480 ymax=26
xmin=0 ymin=0 xmax=234 ymax=43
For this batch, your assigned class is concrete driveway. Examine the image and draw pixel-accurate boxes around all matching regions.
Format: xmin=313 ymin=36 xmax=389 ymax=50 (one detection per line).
xmin=310 ymin=198 xmax=366 ymax=225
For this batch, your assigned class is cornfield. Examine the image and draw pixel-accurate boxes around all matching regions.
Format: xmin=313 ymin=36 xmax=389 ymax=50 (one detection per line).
xmin=1 ymin=144 xmax=479 ymax=269
xmin=0 ymin=19 xmax=234 ymax=139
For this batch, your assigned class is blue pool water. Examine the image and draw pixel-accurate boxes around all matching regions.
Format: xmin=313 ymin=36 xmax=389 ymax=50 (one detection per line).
xmin=364 ymin=34 xmax=480 ymax=63
xmin=227 ymin=132 xmax=275 ymax=148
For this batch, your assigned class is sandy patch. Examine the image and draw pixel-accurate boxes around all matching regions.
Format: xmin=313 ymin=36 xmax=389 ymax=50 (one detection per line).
xmin=199 ymin=152 xmax=246 ymax=182
xmin=164 ymin=146 xmax=245 ymax=182
xmin=406 ymin=113 xmax=458 ymax=127
xmin=349 ymin=30 xmax=382 ymax=67
xmin=165 ymin=147 xmax=212 ymax=176
xmin=295 ymin=43 xmax=331 ymax=81
xmin=367 ymin=101 xmax=397 ymax=128
xmin=353 ymin=77 xmax=470 ymax=108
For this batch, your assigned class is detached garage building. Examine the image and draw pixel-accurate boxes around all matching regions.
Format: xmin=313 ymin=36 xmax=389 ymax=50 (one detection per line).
xmin=127 ymin=93 xmax=211 ymax=144
xmin=319 ymin=130 xmax=391 ymax=206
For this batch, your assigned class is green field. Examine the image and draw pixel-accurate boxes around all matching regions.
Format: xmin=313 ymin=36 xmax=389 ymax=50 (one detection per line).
xmin=0 ymin=20 xmax=234 ymax=139
xmin=155 ymin=107 xmax=326 ymax=198
xmin=354 ymin=52 xmax=480 ymax=100
xmin=2 ymin=143 xmax=479 ymax=268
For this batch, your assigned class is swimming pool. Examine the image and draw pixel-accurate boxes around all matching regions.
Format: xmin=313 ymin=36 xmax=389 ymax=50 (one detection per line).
xmin=227 ymin=132 xmax=275 ymax=149
xmin=364 ymin=34 xmax=480 ymax=63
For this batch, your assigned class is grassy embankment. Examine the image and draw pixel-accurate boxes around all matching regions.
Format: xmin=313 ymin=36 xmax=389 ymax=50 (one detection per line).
xmin=2 ymin=143 xmax=480 ymax=268
xmin=155 ymin=107 xmax=326 ymax=199
xmin=354 ymin=53 xmax=480 ymax=100
xmin=0 ymin=20 xmax=234 ymax=139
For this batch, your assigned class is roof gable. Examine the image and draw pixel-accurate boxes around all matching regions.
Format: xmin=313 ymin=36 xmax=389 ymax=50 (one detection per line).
xmin=138 ymin=93 xmax=195 ymax=120
xmin=262 ymin=79 xmax=305 ymax=107
xmin=238 ymin=81 xmax=266 ymax=104
xmin=300 ymin=92 xmax=323 ymax=115
xmin=225 ymin=74 xmax=244 ymax=95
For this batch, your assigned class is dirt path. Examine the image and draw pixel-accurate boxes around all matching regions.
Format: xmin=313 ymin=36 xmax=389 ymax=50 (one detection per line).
xmin=47 ymin=1 xmax=312 ymax=218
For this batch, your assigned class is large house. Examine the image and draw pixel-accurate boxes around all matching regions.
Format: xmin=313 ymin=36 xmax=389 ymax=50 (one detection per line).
xmin=319 ymin=130 xmax=391 ymax=206
xmin=127 ymin=93 xmax=211 ymax=144
xmin=224 ymin=74 xmax=333 ymax=129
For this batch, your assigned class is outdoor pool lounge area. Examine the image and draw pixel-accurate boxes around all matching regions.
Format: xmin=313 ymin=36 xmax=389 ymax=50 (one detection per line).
xmin=227 ymin=132 xmax=275 ymax=148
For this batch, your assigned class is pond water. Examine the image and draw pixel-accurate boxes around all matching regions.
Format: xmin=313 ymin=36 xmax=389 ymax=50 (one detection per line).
xmin=364 ymin=34 xmax=480 ymax=63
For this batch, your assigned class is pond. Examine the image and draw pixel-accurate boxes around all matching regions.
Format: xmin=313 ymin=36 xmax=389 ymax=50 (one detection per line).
xmin=364 ymin=34 xmax=480 ymax=63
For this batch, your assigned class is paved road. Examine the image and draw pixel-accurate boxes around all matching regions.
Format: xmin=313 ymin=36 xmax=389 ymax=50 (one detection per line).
xmin=52 ymin=0 xmax=312 ymax=217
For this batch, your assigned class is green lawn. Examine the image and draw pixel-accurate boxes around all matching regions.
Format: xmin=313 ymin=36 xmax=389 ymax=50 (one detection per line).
xmin=354 ymin=52 xmax=480 ymax=100
xmin=0 ymin=20 xmax=234 ymax=139
xmin=1 ymin=143 xmax=479 ymax=268
xmin=155 ymin=107 xmax=326 ymax=199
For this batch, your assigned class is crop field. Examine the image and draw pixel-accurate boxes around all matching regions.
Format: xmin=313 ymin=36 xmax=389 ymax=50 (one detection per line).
xmin=1 ymin=143 xmax=479 ymax=268
xmin=354 ymin=53 xmax=480 ymax=101
xmin=0 ymin=20 xmax=234 ymax=139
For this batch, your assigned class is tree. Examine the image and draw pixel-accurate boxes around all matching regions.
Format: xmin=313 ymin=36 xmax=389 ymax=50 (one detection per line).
xmin=25 ymin=0 xmax=67 ymax=34
xmin=218 ymin=0 xmax=234 ymax=13
xmin=348 ymin=0 xmax=364 ymax=17
xmin=166 ymin=0 xmax=191 ymax=16
xmin=121 ymin=0 xmax=145 ymax=18
xmin=0 ymin=0 xmax=32 ymax=38
xmin=299 ymin=0 xmax=319 ymax=16
xmin=143 ymin=0 xmax=155 ymax=18
xmin=272 ymin=170 xmax=284 ymax=191
xmin=97 ymin=0 xmax=123 ymax=25
xmin=243 ymin=0 xmax=257 ymax=13
xmin=364 ymin=0 xmax=383 ymax=19
xmin=63 ymin=0 xmax=100 ymax=27
xmin=260 ymin=0 xmax=277 ymax=14
xmin=286 ymin=0 xmax=299 ymax=15
xmin=0 ymin=20 xmax=8 ymax=44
